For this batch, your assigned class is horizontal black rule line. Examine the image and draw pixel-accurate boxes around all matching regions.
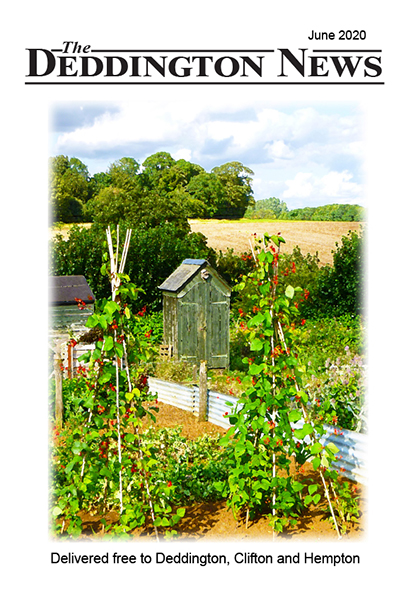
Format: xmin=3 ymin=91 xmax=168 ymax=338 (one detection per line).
xmin=312 ymin=49 xmax=382 ymax=53
xmin=91 ymin=49 xmax=275 ymax=53
xmin=25 ymin=81 xmax=385 ymax=85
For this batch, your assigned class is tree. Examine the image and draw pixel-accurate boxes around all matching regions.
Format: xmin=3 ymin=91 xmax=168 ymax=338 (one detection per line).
xmin=187 ymin=172 xmax=224 ymax=217
xmin=84 ymin=187 xmax=131 ymax=224
xmin=245 ymin=197 xmax=288 ymax=219
xmin=49 ymin=155 xmax=90 ymax=223
xmin=141 ymin=152 xmax=176 ymax=190
xmin=210 ymin=161 xmax=254 ymax=218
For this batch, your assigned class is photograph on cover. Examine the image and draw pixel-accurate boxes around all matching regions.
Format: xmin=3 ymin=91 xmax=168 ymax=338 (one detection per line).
xmin=48 ymin=96 xmax=366 ymax=541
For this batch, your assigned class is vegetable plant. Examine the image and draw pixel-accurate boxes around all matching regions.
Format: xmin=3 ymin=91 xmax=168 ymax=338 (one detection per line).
xmin=216 ymin=233 xmax=358 ymax=537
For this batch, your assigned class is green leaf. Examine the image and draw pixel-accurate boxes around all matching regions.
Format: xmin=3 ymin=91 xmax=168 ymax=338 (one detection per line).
xmin=71 ymin=440 xmax=84 ymax=455
xmin=82 ymin=395 xmax=94 ymax=410
xmin=270 ymin=235 xmax=286 ymax=246
xmin=312 ymin=456 xmax=321 ymax=470
xmin=103 ymin=336 xmax=114 ymax=352
xmin=310 ymin=442 xmax=323 ymax=454
xmin=93 ymin=416 xmax=104 ymax=428
xmin=288 ymin=410 xmax=302 ymax=422
xmin=86 ymin=314 xmax=99 ymax=327
xmin=285 ymin=285 xmax=295 ymax=299
xmin=248 ymin=312 xmax=265 ymax=327
xmin=250 ymin=338 xmax=263 ymax=352
xmin=98 ymin=371 xmax=112 ymax=384
xmin=98 ymin=315 xmax=108 ymax=329
xmin=249 ymin=362 xmax=264 ymax=375
xmin=105 ymin=300 xmax=120 ymax=315
xmin=114 ymin=343 xmax=124 ymax=358
xmin=308 ymin=484 xmax=318 ymax=495
xmin=327 ymin=442 xmax=339 ymax=454
xmin=313 ymin=494 xmax=321 ymax=505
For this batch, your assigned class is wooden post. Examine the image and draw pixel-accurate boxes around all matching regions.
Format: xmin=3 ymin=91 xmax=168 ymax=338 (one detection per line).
xmin=67 ymin=343 xmax=73 ymax=379
xmin=198 ymin=361 xmax=208 ymax=421
xmin=54 ymin=349 xmax=64 ymax=429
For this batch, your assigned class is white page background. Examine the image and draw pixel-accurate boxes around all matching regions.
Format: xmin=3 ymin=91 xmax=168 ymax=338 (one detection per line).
xmin=3 ymin=2 xmax=417 ymax=597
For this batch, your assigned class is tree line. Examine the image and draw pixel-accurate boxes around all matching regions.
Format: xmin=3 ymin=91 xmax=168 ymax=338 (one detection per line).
xmin=50 ymin=153 xmax=254 ymax=224
xmin=244 ymin=197 xmax=364 ymax=221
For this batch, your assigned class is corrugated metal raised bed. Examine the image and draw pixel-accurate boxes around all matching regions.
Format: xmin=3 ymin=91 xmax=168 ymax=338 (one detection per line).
xmin=147 ymin=377 xmax=367 ymax=485
xmin=148 ymin=377 xmax=198 ymax=414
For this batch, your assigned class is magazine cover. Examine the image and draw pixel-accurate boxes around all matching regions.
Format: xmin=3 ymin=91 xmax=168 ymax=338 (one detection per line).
xmin=4 ymin=1 xmax=417 ymax=597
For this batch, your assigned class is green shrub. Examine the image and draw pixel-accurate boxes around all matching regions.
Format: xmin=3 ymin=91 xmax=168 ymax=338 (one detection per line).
xmin=232 ymin=244 xmax=321 ymax=317
xmin=302 ymin=229 xmax=364 ymax=317
xmin=50 ymin=223 xmax=217 ymax=311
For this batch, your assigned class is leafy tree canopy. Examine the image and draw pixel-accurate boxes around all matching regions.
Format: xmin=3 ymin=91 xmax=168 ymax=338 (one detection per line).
xmin=50 ymin=152 xmax=255 ymax=224
xmin=49 ymin=155 xmax=92 ymax=223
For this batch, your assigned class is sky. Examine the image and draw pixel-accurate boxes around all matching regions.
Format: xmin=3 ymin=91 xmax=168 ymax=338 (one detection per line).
xmin=50 ymin=97 xmax=364 ymax=210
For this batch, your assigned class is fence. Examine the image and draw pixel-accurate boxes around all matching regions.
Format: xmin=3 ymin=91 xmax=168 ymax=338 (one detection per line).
xmin=148 ymin=376 xmax=367 ymax=485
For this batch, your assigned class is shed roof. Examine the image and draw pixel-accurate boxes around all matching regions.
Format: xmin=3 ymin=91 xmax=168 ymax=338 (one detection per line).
xmin=49 ymin=276 xmax=96 ymax=306
xmin=158 ymin=260 xmax=208 ymax=293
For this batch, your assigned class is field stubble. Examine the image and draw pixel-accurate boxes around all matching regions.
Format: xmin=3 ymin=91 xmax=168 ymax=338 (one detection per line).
xmin=189 ymin=220 xmax=363 ymax=266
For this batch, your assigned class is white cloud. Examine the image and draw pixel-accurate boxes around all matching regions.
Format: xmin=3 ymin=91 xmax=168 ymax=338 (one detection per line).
xmin=319 ymin=170 xmax=362 ymax=198
xmin=283 ymin=173 xmax=314 ymax=198
xmin=265 ymin=140 xmax=293 ymax=160
xmin=173 ymin=148 xmax=192 ymax=161
xmin=52 ymin=98 xmax=364 ymax=207
xmin=281 ymin=169 xmax=363 ymax=206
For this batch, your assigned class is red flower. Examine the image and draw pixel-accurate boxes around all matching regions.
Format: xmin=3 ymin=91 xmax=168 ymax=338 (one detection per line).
xmin=167 ymin=481 xmax=172 ymax=487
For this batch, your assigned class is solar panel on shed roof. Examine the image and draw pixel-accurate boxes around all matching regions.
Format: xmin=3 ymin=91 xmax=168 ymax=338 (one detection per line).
xmin=49 ymin=276 xmax=96 ymax=306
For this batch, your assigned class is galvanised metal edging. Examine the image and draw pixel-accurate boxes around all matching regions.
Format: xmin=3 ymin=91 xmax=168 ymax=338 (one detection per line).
xmin=148 ymin=377 xmax=198 ymax=414
xmin=320 ymin=425 xmax=367 ymax=485
xmin=148 ymin=378 xmax=367 ymax=485
xmin=207 ymin=390 xmax=236 ymax=428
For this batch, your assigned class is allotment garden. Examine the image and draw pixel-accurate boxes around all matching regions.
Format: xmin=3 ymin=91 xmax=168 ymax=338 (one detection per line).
xmin=49 ymin=223 xmax=365 ymax=540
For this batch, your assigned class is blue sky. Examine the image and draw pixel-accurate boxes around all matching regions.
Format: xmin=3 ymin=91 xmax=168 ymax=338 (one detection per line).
xmin=50 ymin=97 xmax=364 ymax=210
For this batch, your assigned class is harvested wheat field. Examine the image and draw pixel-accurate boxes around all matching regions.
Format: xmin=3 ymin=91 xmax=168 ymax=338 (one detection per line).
xmin=189 ymin=220 xmax=364 ymax=266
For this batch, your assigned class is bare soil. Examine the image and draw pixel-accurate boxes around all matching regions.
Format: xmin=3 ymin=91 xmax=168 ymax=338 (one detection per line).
xmin=189 ymin=220 xmax=363 ymax=266
xmin=77 ymin=402 xmax=366 ymax=542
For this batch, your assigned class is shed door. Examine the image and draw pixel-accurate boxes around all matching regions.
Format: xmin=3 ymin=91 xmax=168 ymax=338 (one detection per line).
xmin=178 ymin=282 xmax=206 ymax=363
xmin=178 ymin=278 xmax=229 ymax=368
xmin=208 ymin=286 xmax=229 ymax=368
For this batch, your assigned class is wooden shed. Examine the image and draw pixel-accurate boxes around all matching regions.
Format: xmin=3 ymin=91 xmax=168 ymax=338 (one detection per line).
xmin=49 ymin=275 xmax=96 ymax=335
xmin=158 ymin=259 xmax=231 ymax=368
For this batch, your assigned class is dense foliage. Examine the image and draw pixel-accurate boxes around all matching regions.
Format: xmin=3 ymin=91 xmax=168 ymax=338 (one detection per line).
xmin=50 ymin=222 xmax=216 ymax=311
xmin=215 ymin=234 xmax=359 ymax=535
xmin=244 ymin=197 xmax=288 ymax=219
xmin=50 ymin=156 xmax=92 ymax=223
xmin=302 ymin=229 xmax=364 ymax=317
xmin=281 ymin=204 xmax=365 ymax=222
xmin=50 ymin=152 xmax=255 ymax=223
xmin=50 ymin=225 xmax=365 ymax=538
xmin=244 ymin=201 xmax=364 ymax=222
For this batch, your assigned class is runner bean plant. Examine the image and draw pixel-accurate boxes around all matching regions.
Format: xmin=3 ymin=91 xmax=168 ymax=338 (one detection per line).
xmin=215 ymin=233 xmax=359 ymax=537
